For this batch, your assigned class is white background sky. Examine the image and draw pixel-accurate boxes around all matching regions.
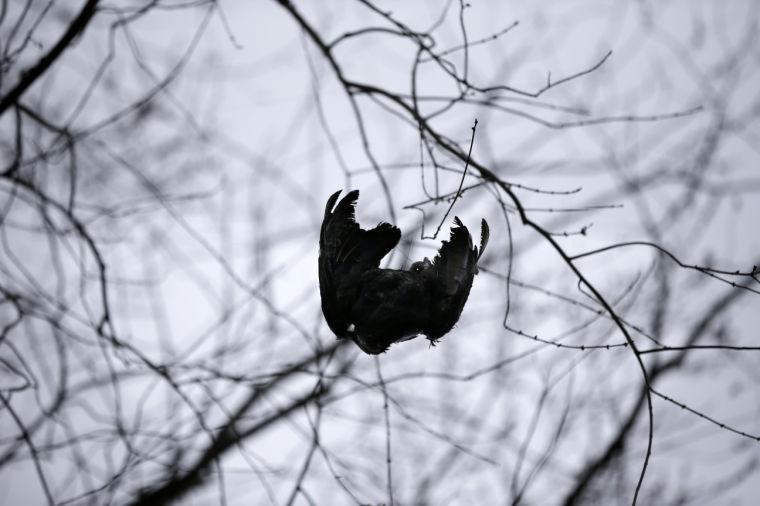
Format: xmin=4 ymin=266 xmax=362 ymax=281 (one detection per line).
xmin=1 ymin=1 xmax=759 ymax=504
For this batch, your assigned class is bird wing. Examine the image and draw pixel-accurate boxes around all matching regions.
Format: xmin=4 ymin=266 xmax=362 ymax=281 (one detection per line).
xmin=319 ymin=190 xmax=401 ymax=338
xmin=424 ymin=217 xmax=489 ymax=340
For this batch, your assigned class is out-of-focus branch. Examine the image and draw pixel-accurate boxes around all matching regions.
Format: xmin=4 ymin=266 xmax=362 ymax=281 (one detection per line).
xmin=130 ymin=341 xmax=349 ymax=505
xmin=561 ymin=278 xmax=752 ymax=504
xmin=0 ymin=0 xmax=101 ymax=116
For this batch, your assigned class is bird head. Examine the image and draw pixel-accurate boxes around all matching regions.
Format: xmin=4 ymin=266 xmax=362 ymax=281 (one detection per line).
xmin=410 ymin=257 xmax=433 ymax=273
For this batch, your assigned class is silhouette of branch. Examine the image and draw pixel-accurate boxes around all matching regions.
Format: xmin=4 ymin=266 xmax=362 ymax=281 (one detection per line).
xmin=0 ymin=0 xmax=100 ymax=116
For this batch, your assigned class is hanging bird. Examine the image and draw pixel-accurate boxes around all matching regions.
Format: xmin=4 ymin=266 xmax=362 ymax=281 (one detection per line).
xmin=319 ymin=189 xmax=489 ymax=354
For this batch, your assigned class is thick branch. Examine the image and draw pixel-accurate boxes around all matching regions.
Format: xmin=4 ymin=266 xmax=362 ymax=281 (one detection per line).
xmin=129 ymin=342 xmax=347 ymax=505
xmin=0 ymin=0 xmax=100 ymax=116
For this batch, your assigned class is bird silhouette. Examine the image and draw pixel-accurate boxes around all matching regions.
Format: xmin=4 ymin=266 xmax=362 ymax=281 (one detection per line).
xmin=319 ymin=189 xmax=489 ymax=354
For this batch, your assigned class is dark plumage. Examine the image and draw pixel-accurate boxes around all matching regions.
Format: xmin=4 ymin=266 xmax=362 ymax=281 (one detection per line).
xmin=319 ymin=189 xmax=489 ymax=354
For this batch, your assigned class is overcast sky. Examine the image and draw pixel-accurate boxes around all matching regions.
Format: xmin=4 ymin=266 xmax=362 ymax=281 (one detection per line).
xmin=1 ymin=1 xmax=759 ymax=505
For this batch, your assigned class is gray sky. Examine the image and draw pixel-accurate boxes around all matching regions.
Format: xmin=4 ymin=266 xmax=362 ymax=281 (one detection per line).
xmin=1 ymin=1 xmax=759 ymax=504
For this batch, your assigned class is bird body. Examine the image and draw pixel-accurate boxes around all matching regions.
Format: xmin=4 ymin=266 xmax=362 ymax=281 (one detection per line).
xmin=319 ymin=189 xmax=488 ymax=354
xmin=350 ymin=267 xmax=434 ymax=352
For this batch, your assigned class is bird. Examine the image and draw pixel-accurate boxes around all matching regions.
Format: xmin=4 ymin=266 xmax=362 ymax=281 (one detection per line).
xmin=319 ymin=189 xmax=489 ymax=354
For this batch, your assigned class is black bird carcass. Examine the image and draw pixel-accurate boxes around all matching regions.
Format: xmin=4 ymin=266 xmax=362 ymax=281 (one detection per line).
xmin=319 ymin=189 xmax=489 ymax=354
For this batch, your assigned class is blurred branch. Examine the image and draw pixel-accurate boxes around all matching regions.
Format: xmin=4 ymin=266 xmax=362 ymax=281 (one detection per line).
xmin=0 ymin=0 xmax=100 ymax=116
xmin=130 ymin=341 xmax=348 ymax=505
